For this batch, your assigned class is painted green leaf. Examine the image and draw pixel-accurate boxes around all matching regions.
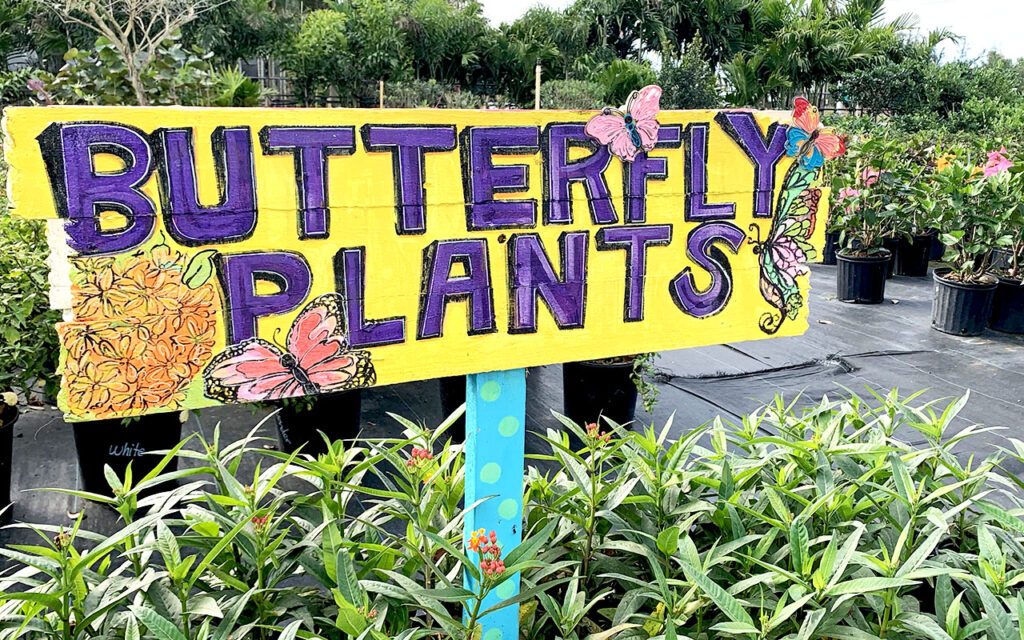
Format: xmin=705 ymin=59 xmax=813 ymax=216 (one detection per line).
xmin=182 ymin=249 xmax=218 ymax=289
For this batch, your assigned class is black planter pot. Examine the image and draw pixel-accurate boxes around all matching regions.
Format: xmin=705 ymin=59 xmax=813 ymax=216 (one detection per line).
xmin=562 ymin=361 xmax=638 ymax=430
xmin=836 ymin=250 xmax=890 ymax=304
xmin=931 ymin=269 xmax=997 ymax=336
xmin=439 ymin=376 xmax=466 ymax=443
xmin=895 ymin=233 xmax=933 ymax=277
xmin=0 ymin=404 xmax=17 ymax=519
xmin=882 ymin=237 xmax=899 ymax=279
xmin=929 ymin=230 xmax=945 ymax=261
xmin=274 ymin=391 xmax=362 ymax=456
xmin=821 ymin=230 xmax=840 ymax=266
xmin=72 ymin=411 xmax=183 ymax=497
xmin=989 ymin=275 xmax=1024 ymax=334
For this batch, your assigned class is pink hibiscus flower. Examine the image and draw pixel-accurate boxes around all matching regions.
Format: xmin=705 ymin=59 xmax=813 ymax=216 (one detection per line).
xmin=983 ymin=146 xmax=1013 ymax=177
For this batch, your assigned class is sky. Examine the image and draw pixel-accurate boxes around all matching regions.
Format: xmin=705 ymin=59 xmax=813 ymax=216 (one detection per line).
xmin=479 ymin=0 xmax=1024 ymax=61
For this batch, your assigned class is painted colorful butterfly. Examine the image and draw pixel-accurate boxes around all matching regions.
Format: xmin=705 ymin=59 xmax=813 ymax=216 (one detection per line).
xmin=786 ymin=97 xmax=845 ymax=169
xmin=203 ymin=293 xmax=375 ymax=403
xmin=750 ymin=177 xmax=821 ymax=335
xmin=584 ymin=85 xmax=661 ymax=162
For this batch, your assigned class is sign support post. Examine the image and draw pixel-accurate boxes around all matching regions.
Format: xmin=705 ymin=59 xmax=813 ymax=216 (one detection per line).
xmin=464 ymin=368 xmax=527 ymax=639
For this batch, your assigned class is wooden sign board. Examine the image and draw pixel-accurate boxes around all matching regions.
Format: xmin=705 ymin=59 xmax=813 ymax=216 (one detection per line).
xmin=3 ymin=104 xmax=828 ymax=422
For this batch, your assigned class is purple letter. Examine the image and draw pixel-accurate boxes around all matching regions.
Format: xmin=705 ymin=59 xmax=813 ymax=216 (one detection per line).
xmin=37 ymin=123 xmax=156 ymax=255
xmin=596 ymin=225 xmax=672 ymax=322
xmin=544 ymin=124 xmax=617 ymax=225
xmin=715 ymin=112 xmax=788 ymax=217
xmin=260 ymin=126 xmax=355 ymax=239
xmin=157 ymin=126 xmax=257 ymax=245
xmin=509 ymin=232 xmax=588 ymax=333
xmin=685 ymin=123 xmax=735 ymax=221
xmin=363 ymin=125 xmax=456 ymax=234
xmin=334 ymin=247 xmax=406 ymax=347
xmin=418 ymin=240 xmax=495 ymax=338
xmin=461 ymin=126 xmax=539 ymax=229
xmin=219 ymin=252 xmax=312 ymax=341
xmin=670 ymin=222 xmax=745 ymax=318
xmin=623 ymin=126 xmax=682 ymax=223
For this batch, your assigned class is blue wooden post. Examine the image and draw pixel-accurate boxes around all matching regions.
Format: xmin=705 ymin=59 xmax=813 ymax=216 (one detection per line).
xmin=464 ymin=368 xmax=527 ymax=639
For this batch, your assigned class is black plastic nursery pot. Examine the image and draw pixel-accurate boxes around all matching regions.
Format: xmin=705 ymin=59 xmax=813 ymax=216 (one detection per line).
xmin=989 ymin=275 xmax=1024 ymax=334
xmin=562 ymin=360 xmax=638 ymax=429
xmin=821 ymin=230 xmax=840 ymax=266
xmin=895 ymin=233 xmax=934 ymax=277
xmin=931 ymin=268 xmax=998 ymax=336
xmin=439 ymin=376 xmax=466 ymax=443
xmin=0 ymin=404 xmax=17 ymax=519
xmin=275 ymin=390 xmax=362 ymax=456
xmin=882 ymin=237 xmax=899 ymax=279
xmin=72 ymin=411 xmax=183 ymax=497
xmin=929 ymin=230 xmax=945 ymax=261
xmin=836 ymin=250 xmax=890 ymax=304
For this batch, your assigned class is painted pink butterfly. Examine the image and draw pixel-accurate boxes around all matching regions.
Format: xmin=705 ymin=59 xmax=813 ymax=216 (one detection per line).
xmin=203 ymin=293 xmax=375 ymax=403
xmin=584 ymin=85 xmax=662 ymax=162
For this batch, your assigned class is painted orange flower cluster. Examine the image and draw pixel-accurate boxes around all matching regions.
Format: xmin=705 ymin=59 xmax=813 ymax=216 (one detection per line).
xmin=59 ymin=244 xmax=219 ymax=419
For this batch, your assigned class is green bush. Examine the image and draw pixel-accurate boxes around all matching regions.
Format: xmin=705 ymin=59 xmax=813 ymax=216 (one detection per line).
xmin=0 ymin=68 xmax=47 ymax=107
xmin=0 ymin=158 xmax=61 ymax=398
xmin=659 ymin=41 xmax=721 ymax=109
xmin=540 ymin=79 xmax=605 ymax=109
xmin=591 ymin=58 xmax=657 ymax=106
xmin=1 ymin=391 xmax=1023 ymax=639
xmin=281 ymin=8 xmax=351 ymax=106
xmin=383 ymin=79 xmax=485 ymax=108
xmin=47 ymin=35 xmax=218 ymax=106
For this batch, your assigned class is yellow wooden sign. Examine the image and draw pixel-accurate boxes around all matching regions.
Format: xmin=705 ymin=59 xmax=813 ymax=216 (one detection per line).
xmin=3 ymin=99 xmax=831 ymax=420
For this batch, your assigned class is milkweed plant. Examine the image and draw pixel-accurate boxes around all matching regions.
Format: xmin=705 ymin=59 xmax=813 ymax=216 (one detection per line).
xmin=0 ymin=390 xmax=1023 ymax=640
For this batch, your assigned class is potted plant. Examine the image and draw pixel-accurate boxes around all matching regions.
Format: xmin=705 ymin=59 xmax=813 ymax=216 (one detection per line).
xmin=929 ymin=149 xmax=1019 ymax=336
xmin=831 ymin=174 xmax=896 ymax=304
xmin=986 ymin=169 xmax=1024 ymax=333
xmin=0 ymin=393 xmax=17 ymax=521
xmin=72 ymin=412 xmax=187 ymax=497
xmin=270 ymin=391 xmax=363 ymax=455
xmin=562 ymin=352 xmax=659 ymax=430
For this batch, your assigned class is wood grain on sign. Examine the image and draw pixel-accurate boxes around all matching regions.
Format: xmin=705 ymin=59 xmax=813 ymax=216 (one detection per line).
xmin=2 ymin=106 xmax=829 ymax=420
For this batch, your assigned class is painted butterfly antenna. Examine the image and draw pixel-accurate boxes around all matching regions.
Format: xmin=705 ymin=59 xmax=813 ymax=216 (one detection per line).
xmin=759 ymin=311 xmax=784 ymax=335
xmin=271 ymin=327 xmax=285 ymax=350
xmin=747 ymin=223 xmax=763 ymax=246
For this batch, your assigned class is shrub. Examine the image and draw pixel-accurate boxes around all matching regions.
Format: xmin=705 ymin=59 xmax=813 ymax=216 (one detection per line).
xmin=0 ymin=158 xmax=61 ymax=398
xmin=46 ymin=35 xmax=218 ymax=106
xmin=384 ymin=79 xmax=486 ymax=108
xmin=540 ymin=79 xmax=605 ymax=109
xmin=1 ymin=391 xmax=1022 ymax=639
xmin=281 ymin=9 xmax=351 ymax=106
xmin=591 ymin=58 xmax=657 ymax=106
xmin=659 ymin=40 xmax=721 ymax=109
xmin=0 ymin=68 xmax=46 ymax=107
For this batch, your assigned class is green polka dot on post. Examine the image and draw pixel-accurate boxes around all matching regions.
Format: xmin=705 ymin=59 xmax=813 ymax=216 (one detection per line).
xmin=480 ymin=462 xmax=501 ymax=484
xmin=498 ymin=498 xmax=518 ymax=519
xmin=497 ymin=415 xmax=519 ymax=437
xmin=495 ymin=579 xmax=516 ymax=600
xmin=480 ymin=380 xmax=501 ymax=402
xmin=483 ymin=629 xmax=503 ymax=640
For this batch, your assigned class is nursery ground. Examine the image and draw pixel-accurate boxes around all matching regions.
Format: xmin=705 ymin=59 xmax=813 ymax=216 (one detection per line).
xmin=7 ymin=263 xmax=1024 ymax=543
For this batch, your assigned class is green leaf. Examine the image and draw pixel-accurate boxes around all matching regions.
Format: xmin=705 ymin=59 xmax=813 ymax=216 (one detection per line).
xmin=945 ymin=592 xmax=963 ymax=639
xmin=656 ymin=526 xmax=679 ymax=557
xmin=790 ymin=518 xmax=809 ymax=575
xmin=973 ymin=578 xmax=1014 ymax=640
xmin=130 ymin=606 xmax=188 ymax=640
xmin=335 ymin=550 xmax=365 ymax=609
xmin=182 ymin=249 xmax=218 ymax=289
xmin=681 ymin=561 xmax=755 ymax=627
xmin=824 ymin=577 xmax=916 ymax=596
xmin=710 ymin=621 xmax=760 ymax=636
